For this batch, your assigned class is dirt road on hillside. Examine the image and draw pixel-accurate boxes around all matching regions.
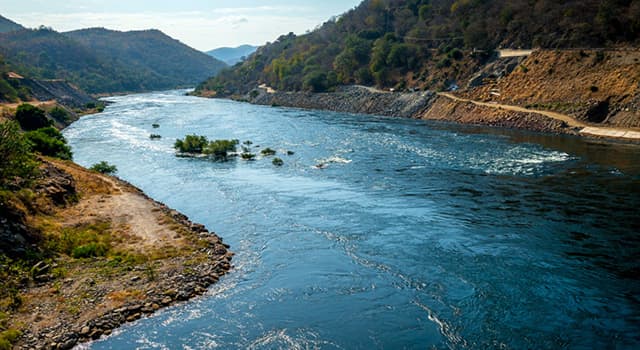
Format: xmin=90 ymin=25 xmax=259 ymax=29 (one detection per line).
xmin=438 ymin=92 xmax=640 ymax=140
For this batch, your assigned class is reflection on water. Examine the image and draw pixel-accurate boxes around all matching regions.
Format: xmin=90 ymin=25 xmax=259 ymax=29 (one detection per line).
xmin=66 ymin=90 xmax=640 ymax=349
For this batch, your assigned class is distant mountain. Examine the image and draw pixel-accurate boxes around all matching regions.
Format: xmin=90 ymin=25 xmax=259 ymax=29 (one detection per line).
xmin=67 ymin=28 xmax=227 ymax=89
xmin=0 ymin=25 xmax=226 ymax=94
xmin=207 ymin=45 xmax=258 ymax=65
xmin=0 ymin=15 xmax=23 ymax=33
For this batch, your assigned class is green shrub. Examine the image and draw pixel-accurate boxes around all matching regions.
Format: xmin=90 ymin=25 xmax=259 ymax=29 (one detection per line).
xmin=261 ymin=147 xmax=276 ymax=156
xmin=24 ymin=127 xmax=73 ymax=160
xmin=15 ymin=104 xmax=51 ymax=131
xmin=48 ymin=106 xmax=69 ymax=122
xmin=205 ymin=139 xmax=238 ymax=158
xmin=71 ymin=243 xmax=109 ymax=258
xmin=241 ymin=152 xmax=256 ymax=160
xmin=0 ymin=329 xmax=22 ymax=350
xmin=272 ymin=157 xmax=284 ymax=166
xmin=46 ymin=222 xmax=111 ymax=257
xmin=89 ymin=161 xmax=117 ymax=175
xmin=152 ymin=123 xmax=160 ymax=128
xmin=174 ymin=134 xmax=208 ymax=153
xmin=0 ymin=121 xmax=38 ymax=188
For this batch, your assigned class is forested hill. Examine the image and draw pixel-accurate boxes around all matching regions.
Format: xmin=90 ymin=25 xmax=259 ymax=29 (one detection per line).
xmin=0 ymin=15 xmax=23 ymax=33
xmin=66 ymin=28 xmax=226 ymax=90
xmin=196 ymin=0 xmax=640 ymax=95
xmin=0 ymin=24 xmax=226 ymax=94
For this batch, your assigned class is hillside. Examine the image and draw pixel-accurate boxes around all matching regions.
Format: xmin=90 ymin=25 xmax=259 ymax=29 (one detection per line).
xmin=66 ymin=28 xmax=226 ymax=89
xmin=0 ymin=15 xmax=23 ymax=33
xmin=0 ymin=24 xmax=225 ymax=94
xmin=196 ymin=0 xmax=640 ymax=96
xmin=0 ymin=27 xmax=163 ymax=93
xmin=207 ymin=45 xmax=258 ymax=65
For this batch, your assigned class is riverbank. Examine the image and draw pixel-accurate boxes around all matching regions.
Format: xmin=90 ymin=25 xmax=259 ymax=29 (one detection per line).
xmin=2 ymin=158 xmax=232 ymax=350
xmin=238 ymin=84 xmax=639 ymax=141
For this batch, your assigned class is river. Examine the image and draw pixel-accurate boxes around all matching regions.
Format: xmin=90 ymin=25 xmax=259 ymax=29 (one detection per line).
xmin=64 ymin=90 xmax=640 ymax=349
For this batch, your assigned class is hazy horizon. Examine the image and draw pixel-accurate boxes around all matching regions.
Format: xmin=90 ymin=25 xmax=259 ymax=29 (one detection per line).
xmin=0 ymin=0 xmax=362 ymax=51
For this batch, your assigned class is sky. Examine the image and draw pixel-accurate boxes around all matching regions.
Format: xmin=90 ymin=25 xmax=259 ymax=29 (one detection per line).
xmin=0 ymin=0 xmax=363 ymax=51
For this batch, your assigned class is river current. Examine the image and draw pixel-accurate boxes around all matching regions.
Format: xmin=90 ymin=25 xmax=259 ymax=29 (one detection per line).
xmin=64 ymin=90 xmax=640 ymax=349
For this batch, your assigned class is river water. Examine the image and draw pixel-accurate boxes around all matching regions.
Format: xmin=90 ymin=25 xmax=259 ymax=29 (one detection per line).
xmin=65 ymin=90 xmax=640 ymax=349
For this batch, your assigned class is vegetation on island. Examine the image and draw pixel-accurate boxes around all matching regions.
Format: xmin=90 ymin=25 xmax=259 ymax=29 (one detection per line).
xmin=174 ymin=135 xmax=288 ymax=167
xmin=197 ymin=0 xmax=640 ymax=96
xmin=272 ymin=157 xmax=284 ymax=166
xmin=260 ymin=148 xmax=276 ymax=156
xmin=174 ymin=135 xmax=240 ymax=160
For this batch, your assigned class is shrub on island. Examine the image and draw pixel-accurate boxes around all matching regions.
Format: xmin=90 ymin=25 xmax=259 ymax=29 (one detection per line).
xmin=261 ymin=148 xmax=276 ymax=156
xmin=174 ymin=135 xmax=239 ymax=160
xmin=241 ymin=152 xmax=256 ymax=160
xmin=272 ymin=157 xmax=284 ymax=166
xmin=174 ymin=135 xmax=209 ymax=153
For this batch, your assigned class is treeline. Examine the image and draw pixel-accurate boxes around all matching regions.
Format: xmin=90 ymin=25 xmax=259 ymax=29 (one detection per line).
xmin=197 ymin=0 xmax=640 ymax=95
xmin=0 ymin=26 xmax=226 ymax=94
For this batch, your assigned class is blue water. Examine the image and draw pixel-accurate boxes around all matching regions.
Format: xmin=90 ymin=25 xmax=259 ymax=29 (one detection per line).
xmin=65 ymin=90 xmax=640 ymax=349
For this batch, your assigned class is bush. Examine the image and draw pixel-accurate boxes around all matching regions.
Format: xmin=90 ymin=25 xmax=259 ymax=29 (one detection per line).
xmin=71 ymin=243 xmax=109 ymax=258
xmin=90 ymin=161 xmax=117 ymax=175
xmin=24 ymin=127 xmax=73 ymax=160
xmin=0 ymin=121 xmax=38 ymax=188
xmin=174 ymin=134 xmax=208 ymax=153
xmin=272 ymin=157 xmax=284 ymax=166
xmin=152 ymin=123 xmax=160 ymax=128
xmin=241 ymin=153 xmax=256 ymax=160
xmin=302 ymin=71 xmax=328 ymax=92
xmin=0 ymin=329 xmax=22 ymax=350
xmin=261 ymin=147 xmax=276 ymax=156
xmin=205 ymin=139 xmax=239 ymax=159
xmin=48 ymin=106 xmax=69 ymax=122
xmin=15 ymin=104 xmax=51 ymax=131
xmin=46 ymin=222 xmax=111 ymax=258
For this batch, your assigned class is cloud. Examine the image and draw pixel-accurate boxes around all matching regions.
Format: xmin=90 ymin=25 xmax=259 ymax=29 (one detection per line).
xmin=231 ymin=17 xmax=249 ymax=28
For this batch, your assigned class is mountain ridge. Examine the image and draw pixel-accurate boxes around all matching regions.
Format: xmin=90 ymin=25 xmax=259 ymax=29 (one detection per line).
xmin=0 ymin=17 xmax=225 ymax=94
xmin=207 ymin=45 xmax=258 ymax=65
xmin=0 ymin=15 xmax=23 ymax=33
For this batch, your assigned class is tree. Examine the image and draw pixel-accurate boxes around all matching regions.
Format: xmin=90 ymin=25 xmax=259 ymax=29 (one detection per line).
xmin=303 ymin=70 xmax=329 ymax=92
xmin=15 ymin=104 xmax=51 ymax=131
xmin=0 ymin=121 xmax=38 ymax=188
xmin=24 ymin=127 xmax=73 ymax=160
xmin=174 ymin=135 xmax=208 ymax=153
xmin=90 ymin=161 xmax=117 ymax=175
xmin=48 ymin=106 xmax=69 ymax=122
